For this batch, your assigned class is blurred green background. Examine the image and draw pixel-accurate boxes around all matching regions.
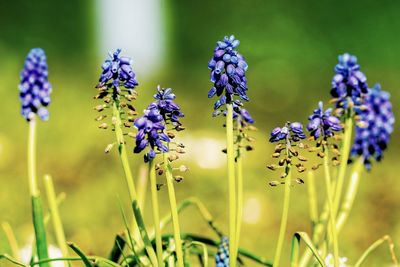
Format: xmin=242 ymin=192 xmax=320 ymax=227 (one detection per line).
xmin=1 ymin=0 xmax=400 ymax=266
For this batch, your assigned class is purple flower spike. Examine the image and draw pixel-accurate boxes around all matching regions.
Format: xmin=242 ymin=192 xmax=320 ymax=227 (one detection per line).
xmin=351 ymin=84 xmax=395 ymax=170
xmin=269 ymin=122 xmax=306 ymax=143
xmin=307 ymin=101 xmax=342 ymax=139
xmin=133 ymin=103 xmax=169 ymax=162
xmin=154 ymin=85 xmax=184 ymax=126
xmin=208 ymin=35 xmax=249 ymax=110
xmin=19 ymin=48 xmax=52 ymax=121
xmin=215 ymin=236 xmax=229 ymax=267
xmin=330 ymin=53 xmax=368 ymax=109
xmin=97 ymin=49 xmax=138 ymax=92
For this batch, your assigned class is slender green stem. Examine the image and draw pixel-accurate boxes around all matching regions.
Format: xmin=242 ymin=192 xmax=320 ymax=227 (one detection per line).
xmin=333 ymin=117 xmax=353 ymax=215
xmin=236 ymin=119 xmax=244 ymax=251
xmin=1 ymin=222 xmax=20 ymax=260
xmin=28 ymin=119 xmax=49 ymax=267
xmin=226 ymin=104 xmax=237 ymax=267
xmin=163 ymin=152 xmax=184 ymax=267
xmin=28 ymin=119 xmax=39 ymax=196
xmin=336 ymin=158 xmax=363 ymax=233
xmin=273 ymin=165 xmax=292 ymax=267
xmin=149 ymin=159 xmax=163 ymax=266
xmin=354 ymin=235 xmax=399 ymax=267
xmin=322 ymin=146 xmax=339 ymax=267
xmin=191 ymin=241 xmax=209 ymax=267
xmin=43 ymin=175 xmax=70 ymax=266
xmin=306 ymin=171 xmax=319 ymax=231
xmin=112 ymin=102 xmax=158 ymax=267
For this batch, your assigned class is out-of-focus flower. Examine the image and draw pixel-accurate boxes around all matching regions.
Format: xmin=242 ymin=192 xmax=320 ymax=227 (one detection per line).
xmin=215 ymin=236 xmax=229 ymax=267
xmin=20 ymin=243 xmax=64 ymax=267
xmin=154 ymin=86 xmax=184 ymax=125
xmin=269 ymin=122 xmax=306 ymax=143
xmin=325 ymin=253 xmax=347 ymax=267
xmin=330 ymin=53 xmax=368 ymax=109
xmin=350 ymin=84 xmax=395 ymax=170
xmin=19 ymin=48 xmax=52 ymax=121
xmin=97 ymin=49 xmax=138 ymax=93
xmin=133 ymin=103 xmax=170 ymax=162
xmin=208 ymin=35 xmax=249 ymax=109
xmin=307 ymin=101 xmax=342 ymax=139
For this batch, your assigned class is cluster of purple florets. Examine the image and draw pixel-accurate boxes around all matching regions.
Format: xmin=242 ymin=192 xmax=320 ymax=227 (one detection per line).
xmin=307 ymin=101 xmax=342 ymax=139
xmin=269 ymin=122 xmax=306 ymax=143
xmin=330 ymin=53 xmax=368 ymax=108
xmin=350 ymin=84 xmax=395 ymax=170
xmin=133 ymin=103 xmax=170 ymax=162
xmin=154 ymin=86 xmax=184 ymax=125
xmin=215 ymin=236 xmax=229 ymax=267
xmin=133 ymin=86 xmax=184 ymax=162
xmin=19 ymin=48 xmax=52 ymax=121
xmin=97 ymin=49 xmax=138 ymax=94
xmin=208 ymin=35 xmax=254 ymax=125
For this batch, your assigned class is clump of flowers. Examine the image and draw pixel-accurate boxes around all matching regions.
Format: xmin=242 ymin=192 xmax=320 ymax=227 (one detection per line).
xmin=133 ymin=103 xmax=169 ymax=162
xmin=331 ymin=53 xmax=368 ymax=110
xmin=134 ymin=86 xmax=186 ymax=166
xmin=215 ymin=236 xmax=229 ymax=267
xmin=350 ymin=84 xmax=395 ymax=170
xmin=208 ymin=35 xmax=249 ymax=116
xmin=267 ymin=122 xmax=307 ymax=185
xmin=307 ymin=101 xmax=342 ymax=140
xmin=154 ymin=86 xmax=184 ymax=127
xmin=94 ymin=49 xmax=139 ymax=130
xmin=19 ymin=48 xmax=52 ymax=121
xmin=306 ymin=101 xmax=342 ymax=168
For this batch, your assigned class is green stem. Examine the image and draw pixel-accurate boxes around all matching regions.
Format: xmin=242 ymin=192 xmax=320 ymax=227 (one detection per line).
xmin=149 ymin=159 xmax=163 ymax=266
xmin=112 ymin=102 xmax=158 ymax=267
xmin=43 ymin=175 xmax=70 ymax=266
xmin=333 ymin=117 xmax=353 ymax=215
xmin=28 ymin=119 xmax=49 ymax=267
xmin=1 ymin=222 xmax=20 ymax=260
xmin=226 ymin=104 xmax=237 ymax=267
xmin=306 ymin=171 xmax=319 ymax=231
xmin=191 ymin=241 xmax=208 ymax=267
xmin=299 ymin=158 xmax=363 ymax=267
xmin=336 ymin=158 xmax=363 ymax=233
xmin=273 ymin=164 xmax=292 ymax=267
xmin=236 ymin=119 xmax=244 ymax=251
xmin=163 ymin=153 xmax=184 ymax=267
xmin=354 ymin=235 xmax=399 ymax=267
xmin=322 ymin=146 xmax=339 ymax=267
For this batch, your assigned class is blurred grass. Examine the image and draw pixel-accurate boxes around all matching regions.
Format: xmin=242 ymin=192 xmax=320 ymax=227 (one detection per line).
xmin=1 ymin=0 xmax=400 ymax=266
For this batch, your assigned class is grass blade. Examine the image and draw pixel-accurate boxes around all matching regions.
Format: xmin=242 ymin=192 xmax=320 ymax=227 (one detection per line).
xmin=354 ymin=235 xmax=399 ymax=267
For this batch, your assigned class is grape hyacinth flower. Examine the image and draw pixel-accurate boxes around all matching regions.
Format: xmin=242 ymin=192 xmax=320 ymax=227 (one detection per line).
xmin=208 ymin=35 xmax=249 ymax=113
xmin=97 ymin=48 xmax=138 ymax=93
xmin=215 ymin=237 xmax=229 ymax=267
xmin=350 ymin=84 xmax=395 ymax=170
xmin=154 ymin=86 xmax=184 ymax=126
xmin=19 ymin=48 xmax=52 ymax=121
xmin=330 ymin=53 xmax=368 ymax=109
xmin=307 ymin=101 xmax=342 ymax=140
xmin=269 ymin=122 xmax=306 ymax=143
xmin=133 ymin=103 xmax=170 ymax=162
xmin=94 ymin=49 xmax=139 ymax=131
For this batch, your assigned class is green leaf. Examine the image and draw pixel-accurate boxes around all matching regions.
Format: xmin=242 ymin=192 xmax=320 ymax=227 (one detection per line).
xmin=68 ymin=242 xmax=94 ymax=267
xmin=290 ymin=232 xmax=326 ymax=267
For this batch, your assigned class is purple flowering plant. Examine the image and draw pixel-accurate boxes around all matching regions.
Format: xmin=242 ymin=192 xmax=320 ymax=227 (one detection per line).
xmin=4 ymin=39 xmax=399 ymax=267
